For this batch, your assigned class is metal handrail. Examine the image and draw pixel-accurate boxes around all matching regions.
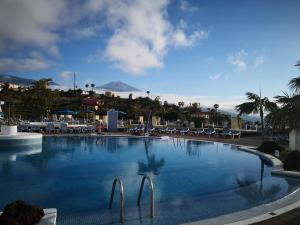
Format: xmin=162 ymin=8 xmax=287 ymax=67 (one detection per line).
xmin=137 ymin=175 xmax=154 ymax=218
xmin=109 ymin=177 xmax=125 ymax=223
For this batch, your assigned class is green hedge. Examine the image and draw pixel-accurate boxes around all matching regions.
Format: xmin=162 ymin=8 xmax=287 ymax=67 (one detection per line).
xmin=284 ymin=151 xmax=300 ymax=171
xmin=257 ymin=141 xmax=284 ymax=154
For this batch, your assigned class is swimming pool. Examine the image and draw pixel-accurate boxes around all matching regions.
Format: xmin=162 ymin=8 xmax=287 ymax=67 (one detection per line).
xmin=0 ymin=136 xmax=299 ymax=225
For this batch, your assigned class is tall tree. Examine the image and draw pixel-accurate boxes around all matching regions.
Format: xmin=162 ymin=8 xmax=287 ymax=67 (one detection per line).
xmin=85 ymin=84 xmax=89 ymax=92
xmin=235 ymin=92 xmax=276 ymax=141
xmin=91 ymin=83 xmax=95 ymax=92
xmin=25 ymin=78 xmax=57 ymax=120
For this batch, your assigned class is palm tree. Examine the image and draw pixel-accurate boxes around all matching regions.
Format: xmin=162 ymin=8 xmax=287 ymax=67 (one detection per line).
xmin=235 ymin=92 xmax=276 ymax=141
xmin=146 ymin=91 xmax=150 ymax=98
xmin=178 ymin=101 xmax=184 ymax=108
xmin=91 ymin=83 xmax=95 ymax=92
xmin=85 ymin=84 xmax=89 ymax=92
xmin=273 ymin=93 xmax=300 ymax=129
xmin=213 ymin=104 xmax=219 ymax=111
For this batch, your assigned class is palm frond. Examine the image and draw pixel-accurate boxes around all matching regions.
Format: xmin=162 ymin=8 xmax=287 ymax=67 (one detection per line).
xmin=235 ymin=102 xmax=258 ymax=115
xmin=264 ymin=100 xmax=277 ymax=112
xmin=246 ymin=92 xmax=260 ymax=101
xmin=288 ymin=76 xmax=300 ymax=92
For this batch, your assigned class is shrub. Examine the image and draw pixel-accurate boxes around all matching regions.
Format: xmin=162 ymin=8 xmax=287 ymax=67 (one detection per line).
xmin=257 ymin=141 xmax=284 ymax=154
xmin=284 ymin=151 xmax=300 ymax=171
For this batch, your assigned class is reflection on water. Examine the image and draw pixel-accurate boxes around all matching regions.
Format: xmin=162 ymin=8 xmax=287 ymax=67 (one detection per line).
xmin=0 ymin=136 xmax=299 ymax=225
xmin=0 ymin=144 xmax=42 ymax=174
xmin=138 ymin=139 xmax=165 ymax=175
xmin=235 ymin=178 xmax=281 ymax=206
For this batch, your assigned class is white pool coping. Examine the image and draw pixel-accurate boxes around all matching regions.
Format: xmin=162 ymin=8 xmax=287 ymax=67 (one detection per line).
xmin=0 ymin=208 xmax=57 ymax=225
xmin=0 ymin=132 xmax=42 ymax=140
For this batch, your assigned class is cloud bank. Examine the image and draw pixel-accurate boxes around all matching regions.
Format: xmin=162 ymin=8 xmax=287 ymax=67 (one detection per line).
xmin=0 ymin=0 xmax=206 ymax=74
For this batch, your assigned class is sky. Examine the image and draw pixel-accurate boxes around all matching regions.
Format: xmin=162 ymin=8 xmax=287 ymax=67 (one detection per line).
xmin=0 ymin=0 xmax=299 ymax=110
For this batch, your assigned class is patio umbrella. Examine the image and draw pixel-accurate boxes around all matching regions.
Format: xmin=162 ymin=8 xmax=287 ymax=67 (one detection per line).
xmin=80 ymin=109 xmax=95 ymax=121
xmin=51 ymin=109 xmax=77 ymax=115
xmin=81 ymin=109 xmax=95 ymax=114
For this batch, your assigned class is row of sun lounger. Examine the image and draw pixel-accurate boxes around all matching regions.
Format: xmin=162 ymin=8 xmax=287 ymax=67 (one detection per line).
xmin=129 ymin=125 xmax=241 ymax=138
xmin=18 ymin=123 xmax=96 ymax=134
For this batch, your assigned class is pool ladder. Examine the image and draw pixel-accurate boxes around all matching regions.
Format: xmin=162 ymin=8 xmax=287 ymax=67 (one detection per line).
xmin=109 ymin=175 xmax=154 ymax=223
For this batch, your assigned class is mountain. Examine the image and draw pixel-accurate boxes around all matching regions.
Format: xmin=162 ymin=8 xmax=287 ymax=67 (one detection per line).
xmin=96 ymin=81 xmax=141 ymax=92
xmin=219 ymin=109 xmax=260 ymax=122
xmin=0 ymin=74 xmax=58 ymax=86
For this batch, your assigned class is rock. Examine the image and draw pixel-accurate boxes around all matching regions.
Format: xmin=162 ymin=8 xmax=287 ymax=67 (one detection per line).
xmin=0 ymin=200 xmax=44 ymax=225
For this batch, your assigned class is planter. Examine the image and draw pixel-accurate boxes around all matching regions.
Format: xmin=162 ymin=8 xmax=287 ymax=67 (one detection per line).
xmin=289 ymin=129 xmax=300 ymax=151
xmin=1 ymin=125 xmax=18 ymax=136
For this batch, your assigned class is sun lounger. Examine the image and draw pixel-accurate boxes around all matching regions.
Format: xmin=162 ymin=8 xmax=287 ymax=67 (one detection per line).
xmin=220 ymin=127 xmax=232 ymax=138
xmin=231 ymin=130 xmax=241 ymax=139
xmin=166 ymin=127 xmax=176 ymax=134
xmin=159 ymin=128 xmax=167 ymax=133
xmin=205 ymin=127 xmax=216 ymax=137
xmin=129 ymin=125 xmax=145 ymax=134
xmin=193 ymin=128 xmax=204 ymax=136
xmin=180 ymin=128 xmax=190 ymax=135
xmin=60 ymin=123 xmax=68 ymax=133
xmin=147 ymin=127 xmax=155 ymax=134
xmin=46 ymin=123 xmax=56 ymax=134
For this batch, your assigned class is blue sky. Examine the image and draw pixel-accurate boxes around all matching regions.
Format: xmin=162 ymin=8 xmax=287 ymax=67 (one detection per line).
xmin=0 ymin=0 xmax=299 ymax=109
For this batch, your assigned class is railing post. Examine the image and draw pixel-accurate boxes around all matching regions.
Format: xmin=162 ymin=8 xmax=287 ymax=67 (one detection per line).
xmin=137 ymin=175 xmax=154 ymax=218
xmin=109 ymin=177 xmax=125 ymax=223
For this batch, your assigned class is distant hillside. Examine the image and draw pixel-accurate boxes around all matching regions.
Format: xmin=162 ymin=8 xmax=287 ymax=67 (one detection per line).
xmin=219 ymin=109 xmax=260 ymax=122
xmin=96 ymin=81 xmax=140 ymax=92
xmin=0 ymin=74 xmax=58 ymax=86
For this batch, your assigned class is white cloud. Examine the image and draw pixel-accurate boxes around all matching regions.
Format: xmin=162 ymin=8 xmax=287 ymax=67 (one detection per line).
xmin=227 ymin=50 xmax=247 ymax=71
xmin=115 ymin=91 xmax=243 ymax=110
xmin=0 ymin=0 xmax=67 ymax=55
xmin=0 ymin=58 xmax=49 ymax=72
xmin=105 ymin=31 xmax=163 ymax=74
xmin=209 ymin=74 xmax=221 ymax=81
xmin=59 ymin=71 xmax=74 ymax=80
xmin=0 ymin=0 xmax=102 ymax=56
xmin=179 ymin=0 xmax=198 ymax=12
xmin=254 ymin=56 xmax=265 ymax=68
xmin=0 ymin=0 xmax=207 ymax=74
xmin=173 ymin=30 xmax=207 ymax=47
xmin=101 ymin=0 xmax=206 ymax=74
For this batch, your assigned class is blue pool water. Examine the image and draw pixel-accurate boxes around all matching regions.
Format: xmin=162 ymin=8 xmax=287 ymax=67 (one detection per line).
xmin=0 ymin=136 xmax=299 ymax=225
